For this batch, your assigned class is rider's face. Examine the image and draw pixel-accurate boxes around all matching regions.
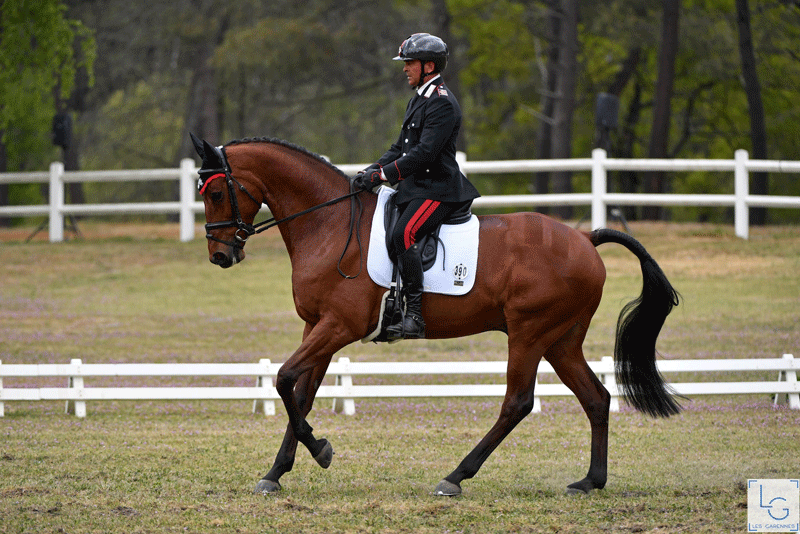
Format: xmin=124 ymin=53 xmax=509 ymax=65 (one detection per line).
xmin=403 ymin=60 xmax=422 ymax=87
xmin=403 ymin=60 xmax=433 ymax=88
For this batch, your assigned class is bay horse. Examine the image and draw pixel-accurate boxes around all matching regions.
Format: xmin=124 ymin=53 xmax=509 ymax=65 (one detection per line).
xmin=190 ymin=134 xmax=681 ymax=497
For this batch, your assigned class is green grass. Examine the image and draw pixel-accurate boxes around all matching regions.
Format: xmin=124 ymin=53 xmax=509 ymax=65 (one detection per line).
xmin=2 ymin=400 xmax=797 ymax=533
xmin=1 ymin=220 xmax=799 ymax=533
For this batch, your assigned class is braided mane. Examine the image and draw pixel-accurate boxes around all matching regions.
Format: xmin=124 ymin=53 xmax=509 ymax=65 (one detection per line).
xmin=224 ymin=137 xmax=350 ymax=180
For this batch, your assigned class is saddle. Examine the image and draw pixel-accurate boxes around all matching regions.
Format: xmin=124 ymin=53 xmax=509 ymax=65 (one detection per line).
xmin=366 ymin=194 xmax=473 ymax=344
xmin=383 ymin=194 xmax=472 ymax=271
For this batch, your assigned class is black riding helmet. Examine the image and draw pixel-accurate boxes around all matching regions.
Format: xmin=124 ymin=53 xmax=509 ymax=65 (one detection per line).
xmin=393 ymin=33 xmax=448 ymax=78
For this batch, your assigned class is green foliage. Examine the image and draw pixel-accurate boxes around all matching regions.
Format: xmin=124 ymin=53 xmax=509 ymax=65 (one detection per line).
xmin=7 ymin=183 xmax=42 ymax=207
xmin=84 ymin=75 xmax=186 ymax=170
xmin=4 ymin=0 xmax=800 ymax=224
xmin=449 ymin=0 xmax=544 ymax=159
xmin=79 ymin=74 xmax=187 ymax=208
xmin=0 ymin=0 xmax=95 ymax=169
xmin=208 ymin=1 xmax=409 ymax=162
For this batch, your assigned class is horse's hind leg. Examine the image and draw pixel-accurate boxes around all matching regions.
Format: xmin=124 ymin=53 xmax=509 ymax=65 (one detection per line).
xmin=435 ymin=324 xmax=545 ymax=496
xmin=545 ymin=322 xmax=610 ymax=494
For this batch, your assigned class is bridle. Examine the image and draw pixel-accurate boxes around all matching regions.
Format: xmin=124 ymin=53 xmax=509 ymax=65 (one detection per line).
xmin=198 ymin=164 xmax=261 ymax=250
xmin=198 ymin=144 xmax=365 ymax=277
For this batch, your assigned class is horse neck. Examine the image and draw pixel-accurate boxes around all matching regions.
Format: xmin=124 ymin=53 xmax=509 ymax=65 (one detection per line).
xmin=228 ymin=142 xmax=354 ymax=256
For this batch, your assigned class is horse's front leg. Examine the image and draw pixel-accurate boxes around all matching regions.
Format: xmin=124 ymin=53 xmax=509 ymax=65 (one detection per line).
xmin=262 ymin=320 xmax=354 ymax=490
xmin=255 ymin=364 xmax=326 ymax=494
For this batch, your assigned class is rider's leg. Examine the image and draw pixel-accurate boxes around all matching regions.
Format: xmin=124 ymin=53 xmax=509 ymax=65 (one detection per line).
xmin=387 ymin=243 xmax=426 ymax=339
xmin=387 ymin=198 xmax=457 ymax=339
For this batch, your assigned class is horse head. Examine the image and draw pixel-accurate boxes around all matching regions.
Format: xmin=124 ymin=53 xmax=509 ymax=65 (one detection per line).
xmin=191 ymin=133 xmax=262 ymax=268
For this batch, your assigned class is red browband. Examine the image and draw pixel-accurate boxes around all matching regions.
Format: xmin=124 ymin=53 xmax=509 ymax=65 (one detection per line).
xmin=199 ymin=173 xmax=225 ymax=195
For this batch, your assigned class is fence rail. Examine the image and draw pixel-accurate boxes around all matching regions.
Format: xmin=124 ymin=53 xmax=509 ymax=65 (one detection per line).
xmin=1 ymin=150 xmax=799 ymax=242
xmin=1 ymin=355 xmax=797 ymax=418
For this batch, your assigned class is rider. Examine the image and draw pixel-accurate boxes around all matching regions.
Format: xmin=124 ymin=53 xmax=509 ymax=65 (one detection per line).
xmin=354 ymin=32 xmax=480 ymax=340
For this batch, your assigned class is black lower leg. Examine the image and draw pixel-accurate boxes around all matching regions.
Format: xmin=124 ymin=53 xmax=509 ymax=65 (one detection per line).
xmin=387 ymin=245 xmax=425 ymax=339
xmin=444 ymin=395 xmax=532 ymax=487
xmin=277 ymin=370 xmax=323 ymax=455
xmin=568 ymin=398 xmax=609 ymax=493
xmin=264 ymin=424 xmax=298 ymax=482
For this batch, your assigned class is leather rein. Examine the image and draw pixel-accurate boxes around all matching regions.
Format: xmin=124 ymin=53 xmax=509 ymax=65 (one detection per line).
xmin=198 ymin=146 xmax=365 ymax=279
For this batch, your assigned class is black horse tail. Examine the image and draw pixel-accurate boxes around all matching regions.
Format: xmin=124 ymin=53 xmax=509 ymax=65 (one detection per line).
xmin=590 ymin=228 xmax=682 ymax=418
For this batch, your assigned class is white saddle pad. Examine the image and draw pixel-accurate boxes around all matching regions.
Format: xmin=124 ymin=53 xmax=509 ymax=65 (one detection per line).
xmin=367 ymin=186 xmax=479 ymax=296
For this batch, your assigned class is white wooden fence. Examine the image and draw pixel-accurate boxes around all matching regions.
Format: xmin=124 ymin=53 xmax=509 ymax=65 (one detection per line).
xmin=1 ymin=354 xmax=797 ymax=418
xmin=1 ymin=149 xmax=799 ymax=242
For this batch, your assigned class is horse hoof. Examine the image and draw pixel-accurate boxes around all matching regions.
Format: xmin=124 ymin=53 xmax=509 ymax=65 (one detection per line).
xmin=434 ymin=480 xmax=462 ymax=497
xmin=254 ymin=479 xmax=282 ymax=494
xmin=565 ymin=486 xmax=589 ymax=496
xmin=313 ymin=439 xmax=334 ymax=469
xmin=566 ymin=478 xmax=596 ymax=496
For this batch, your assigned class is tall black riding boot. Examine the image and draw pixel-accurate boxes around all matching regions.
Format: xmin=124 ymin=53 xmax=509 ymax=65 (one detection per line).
xmin=386 ymin=244 xmax=426 ymax=339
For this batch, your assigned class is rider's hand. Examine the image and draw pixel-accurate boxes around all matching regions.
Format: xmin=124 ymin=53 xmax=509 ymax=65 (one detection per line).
xmin=353 ymin=166 xmax=385 ymax=191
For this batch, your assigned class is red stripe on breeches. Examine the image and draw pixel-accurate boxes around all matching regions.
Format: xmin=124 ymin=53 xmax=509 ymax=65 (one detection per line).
xmin=404 ymin=199 xmax=441 ymax=249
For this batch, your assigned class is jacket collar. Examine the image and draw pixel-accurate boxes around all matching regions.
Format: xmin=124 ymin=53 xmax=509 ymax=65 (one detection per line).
xmin=416 ymin=74 xmax=443 ymax=97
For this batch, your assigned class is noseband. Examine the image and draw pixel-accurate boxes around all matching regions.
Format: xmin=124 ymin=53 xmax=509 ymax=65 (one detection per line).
xmin=198 ymin=144 xmax=365 ymax=277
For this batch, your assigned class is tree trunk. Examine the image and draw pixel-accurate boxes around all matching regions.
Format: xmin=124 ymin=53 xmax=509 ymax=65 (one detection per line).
xmin=736 ymin=0 xmax=768 ymax=225
xmin=431 ymin=0 xmax=465 ymax=152
xmin=533 ymin=0 xmax=560 ymax=214
xmin=603 ymin=47 xmax=641 ymax=220
xmin=618 ymin=80 xmax=643 ymax=221
xmin=644 ymin=0 xmax=680 ymax=221
xmin=64 ymin=140 xmax=84 ymax=201
xmin=179 ymin=15 xmax=228 ymax=161
xmin=607 ymin=47 xmax=641 ymax=98
xmin=550 ymin=0 xmax=579 ymax=220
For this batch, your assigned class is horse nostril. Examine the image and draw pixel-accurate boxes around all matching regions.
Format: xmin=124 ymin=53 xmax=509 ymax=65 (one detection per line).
xmin=211 ymin=252 xmax=232 ymax=267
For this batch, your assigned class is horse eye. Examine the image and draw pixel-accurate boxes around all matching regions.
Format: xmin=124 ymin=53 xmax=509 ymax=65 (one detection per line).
xmin=210 ymin=191 xmax=223 ymax=202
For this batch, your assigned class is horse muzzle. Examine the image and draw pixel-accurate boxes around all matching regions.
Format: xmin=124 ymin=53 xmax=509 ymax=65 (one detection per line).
xmin=210 ymin=247 xmax=245 ymax=269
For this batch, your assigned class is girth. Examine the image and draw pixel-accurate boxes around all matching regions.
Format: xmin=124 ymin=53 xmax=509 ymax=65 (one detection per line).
xmin=383 ymin=194 xmax=472 ymax=271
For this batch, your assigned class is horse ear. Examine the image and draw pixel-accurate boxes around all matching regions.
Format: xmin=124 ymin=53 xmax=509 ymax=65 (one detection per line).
xmin=190 ymin=133 xmax=205 ymax=159
xmin=202 ymin=140 xmax=220 ymax=165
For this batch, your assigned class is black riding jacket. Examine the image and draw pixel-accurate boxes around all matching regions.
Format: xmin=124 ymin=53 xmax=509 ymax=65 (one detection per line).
xmin=377 ymin=75 xmax=480 ymax=205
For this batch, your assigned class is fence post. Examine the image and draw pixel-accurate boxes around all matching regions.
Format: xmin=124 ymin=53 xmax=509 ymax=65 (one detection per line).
xmin=600 ymin=356 xmax=620 ymax=412
xmin=591 ymin=149 xmax=607 ymax=229
xmin=532 ymin=377 xmax=541 ymax=413
xmin=774 ymin=354 xmax=799 ymax=410
xmin=180 ymin=158 xmax=197 ymax=242
xmin=49 ymin=162 xmax=65 ymax=243
xmin=65 ymin=358 xmax=86 ymax=418
xmin=332 ymin=356 xmax=356 ymax=415
xmin=0 ymin=359 xmax=4 ymax=417
xmin=252 ymin=358 xmax=276 ymax=416
xmin=735 ymin=149 xmax=749 ymax=239
xmin=456 ymin=151 xmax=467 ymax=178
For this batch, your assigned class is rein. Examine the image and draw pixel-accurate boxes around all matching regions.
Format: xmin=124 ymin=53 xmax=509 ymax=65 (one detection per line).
xmin=252 ymin=187 xmax=365 ymax=279
xmin=252 ymin=189 xmax=363 ymax=236
xmin=199 ymin=146 xmax=365 ymax=279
